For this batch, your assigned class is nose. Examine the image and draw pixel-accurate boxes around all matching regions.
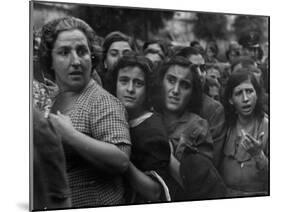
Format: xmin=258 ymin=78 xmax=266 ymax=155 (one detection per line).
xmin=242 ymin=91 xmax=249 ymax=102
xmin=127 ymin=81 xmax=135 ymax=93
xmin=172 ymin=82 xmax=180 ymax=95
xmin=71 ymin=51 xmax=81 ymax=67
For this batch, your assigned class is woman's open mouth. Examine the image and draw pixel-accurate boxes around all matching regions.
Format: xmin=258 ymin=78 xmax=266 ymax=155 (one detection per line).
xmin=241 ymin=104 xmax=252 ymax=113
xmin=168 ymin=96 xmax=180 ymax=104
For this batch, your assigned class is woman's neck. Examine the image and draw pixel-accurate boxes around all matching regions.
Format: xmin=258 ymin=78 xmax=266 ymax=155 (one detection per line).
xmin=57 ymin=79 xmax=93 ymax=94
xmin=237 ymin=114 xmax=255 ymax=128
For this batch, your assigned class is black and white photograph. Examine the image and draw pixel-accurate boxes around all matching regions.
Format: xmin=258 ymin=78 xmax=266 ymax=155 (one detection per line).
xmin=29 ymin=0 xmax=270 ymax=211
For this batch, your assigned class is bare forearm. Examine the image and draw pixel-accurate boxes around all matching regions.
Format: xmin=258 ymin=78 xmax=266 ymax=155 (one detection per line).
xmin=126 ymin=162 xmax=161 ymax=201
xmin=65 ymin=129 xmax=130 ymax=174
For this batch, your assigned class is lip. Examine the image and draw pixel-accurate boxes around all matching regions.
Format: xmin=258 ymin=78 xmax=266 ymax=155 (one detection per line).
xmin=168 ymin=96 xmax=180 ymax=104
xmin=123 ymin=96 xmax=136 ymax=102
xmin=241 ymin=105 xmax=252 ymax=112
xmin=69 ymin=71 xmax=83 ymax=76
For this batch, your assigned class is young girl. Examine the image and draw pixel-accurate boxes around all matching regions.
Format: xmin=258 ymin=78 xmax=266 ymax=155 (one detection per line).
xmin=221 ymin=69 xmax=268 ymax=197
xmin=155 ymin=56 xmax=227 ymax=200
xmin=112 ymin=53 xmax=171 ymax=202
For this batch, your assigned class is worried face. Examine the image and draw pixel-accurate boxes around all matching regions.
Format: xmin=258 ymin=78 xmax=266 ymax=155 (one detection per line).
xmin=51 ymin=29 xmax=92 ymax=92
xmin=162 ymin=65 xmax=193 ymax=115
xmin=116 ymin=66 xmax=146 ymax=117
xmin=229 ymin=80 xmax=257 ymax=118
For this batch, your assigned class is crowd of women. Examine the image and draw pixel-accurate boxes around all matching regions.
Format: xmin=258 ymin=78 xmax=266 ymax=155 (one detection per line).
xmin=32 ymin=16 xmax=269 ymax=210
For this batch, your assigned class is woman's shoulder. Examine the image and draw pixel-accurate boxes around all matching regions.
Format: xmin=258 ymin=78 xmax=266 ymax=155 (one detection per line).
xmin=82 ymin=81 xmax=125 ymax=111
xmin=130 ymin=113 xmax=168 ymax=147
xmin=183 ymin=112 xmax=209 ymax=128
xmin=181 ymin=112 xmax=210 ymax=137
xmin=139 ymin=112 xmax=167 ymax=134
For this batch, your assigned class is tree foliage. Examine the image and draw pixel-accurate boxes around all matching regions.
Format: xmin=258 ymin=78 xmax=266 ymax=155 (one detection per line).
xmin=75 ymin=5 xmax=174 ymax=40
xmin=233 ymin=15 xmax=268 ymax=41
xmin=194 ymin=13 xmax=228 ymax=40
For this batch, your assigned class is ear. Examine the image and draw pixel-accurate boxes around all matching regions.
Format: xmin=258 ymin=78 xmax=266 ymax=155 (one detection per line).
xmin=104 ymin=61 xmax=107 ymax=69
xmin=229 ymin=98 xmax=233 ymax=105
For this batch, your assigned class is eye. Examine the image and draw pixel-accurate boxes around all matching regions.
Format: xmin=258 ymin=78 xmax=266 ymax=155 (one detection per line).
xmin=77 ymin=46 xmax=90 ymax=56
xmin=167 ymin=75 xmax=176 ymax=84
xmin=118 ymin=77 xmax=129 ymax=85
xmin=57 ymin=48 xmax=70 ymax=56
xmin=109 ymin=50 xmax=118 ymax=57
xmin=123 ymin=49 xmax=131 ymax=56
xmin=234 ymin=90 xmax=242 ymax=97
xmin=135 ymin=80 xmax=145 ymax=88
xmin=246 ymin=88 xmax=254 ymax=94
xmin=181 ymin=81 xmax=191 ymax=90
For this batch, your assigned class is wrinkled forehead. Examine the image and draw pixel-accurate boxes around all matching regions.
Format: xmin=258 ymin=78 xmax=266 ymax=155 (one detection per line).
xmin=189 ymin=54 xmax=205 ymax=65
xmin=233 ymin=79 xmax=255 ymax=92
xmin=54 ymin=29 xmax=89 ymax=48
xmin=166 ymin=65 xmax=193 ymax=81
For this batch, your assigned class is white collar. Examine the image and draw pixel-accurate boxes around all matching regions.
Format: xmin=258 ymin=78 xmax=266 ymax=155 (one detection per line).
xmin=129 ymin=112 xmax=153 ymax=128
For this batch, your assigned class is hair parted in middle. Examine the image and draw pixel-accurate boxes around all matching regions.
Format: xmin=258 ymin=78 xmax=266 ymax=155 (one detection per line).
xmin=155 ymin=56 xmax=203 ymax=115
xmin=223 ymin=68 xmax=265 ymax=127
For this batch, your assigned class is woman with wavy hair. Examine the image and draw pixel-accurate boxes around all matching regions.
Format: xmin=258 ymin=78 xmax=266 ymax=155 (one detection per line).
xmin=38 ymin=16 xmax=131 ymax=207
xmin=112 ymin=52 xmax=171 ymax=203
xmin=155 ymin=56 xmax=227 ymax=200
xmin=221 ymin=69 xmax=268 ymax=197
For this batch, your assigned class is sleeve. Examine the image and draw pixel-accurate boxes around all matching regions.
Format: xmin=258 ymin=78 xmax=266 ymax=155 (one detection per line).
xmin=175 ymin=117 xmax=214 ymax=161
xmin=255 ymin=116 xmax=269 ymax=174
xmin=145 ymin=170 xmax=171 ymax=201
xmin=90 ymin=94 xmax=131 ymax=156
xmin=135 ymin=132 xmax=170 ymax=172
xmin=131 ymin=115 xmax=171 ymax=173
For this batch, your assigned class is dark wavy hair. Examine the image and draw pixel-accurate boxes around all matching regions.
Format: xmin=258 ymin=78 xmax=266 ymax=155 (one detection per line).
xmin=223 ymin=69 xmax=264 ymax=127
xmin=102 ymin=31 xmax=137 ymax=64
xmin=111 ymin=52 xmax=154 ymax=110
xmin=155 ymin=56 xmax=203 ymax=115
xmin=142 ymin=39 xmax=169 ymax=59
xmin=38 ymin=16 xmax=97 ymax=80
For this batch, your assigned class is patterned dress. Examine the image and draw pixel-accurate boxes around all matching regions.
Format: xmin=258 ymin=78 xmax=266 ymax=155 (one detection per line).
xmin=52 ymin=80 xmax=131 ymax=207
xmin=32 ymin=80 xmax=52 ymax=116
